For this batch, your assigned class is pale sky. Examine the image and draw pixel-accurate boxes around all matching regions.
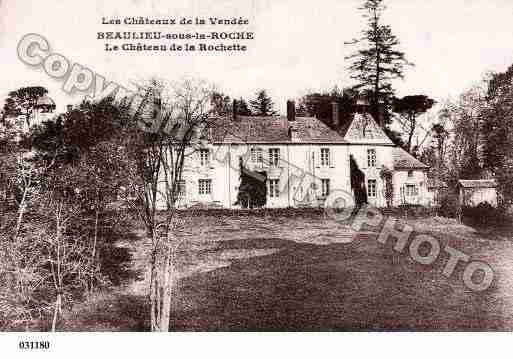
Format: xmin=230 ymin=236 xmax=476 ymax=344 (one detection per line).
xmin=1 ymin=0 xmax=513 ymax=115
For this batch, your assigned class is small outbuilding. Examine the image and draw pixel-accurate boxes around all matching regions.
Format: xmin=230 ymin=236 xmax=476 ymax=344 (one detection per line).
xmin=457 ymin=179 xmax=498 ymax=207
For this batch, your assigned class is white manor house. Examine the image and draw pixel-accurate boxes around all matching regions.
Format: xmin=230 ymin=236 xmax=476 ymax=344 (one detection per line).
xmin=171 ymin=101 xmax=431 ymax=209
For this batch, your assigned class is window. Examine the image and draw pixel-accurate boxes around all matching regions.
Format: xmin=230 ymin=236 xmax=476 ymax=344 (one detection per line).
xmin=200 ymin=149 xmax=210 ymax=166
xmin=367 ymin=179 xmax=377 ymax=198
xmin=269 ymin=148 xmax=280 ymax=166
xmin=320 ymin=148 xmax=330 ymax=167
xmin=407 ymin=170 xmax=414 ymax=178
xmin=363 ymin=128 xmax=374 ymax=139
xmin=405 ymin=184 xmax=418 ymax=197
xmin=176 ymin=180 xmax=186 ymax=197
xmin=367 ymin=149 xmax=376 ymax=167
xmin=251 ymin=147 xmax=263 ymax=164
xmin=321 ymin=179 xmax=330 ymax=197
xmin=269 ymin=179 xmax=280 ymax=198
xmin=198 ymin=179 xmax=212 ymax=195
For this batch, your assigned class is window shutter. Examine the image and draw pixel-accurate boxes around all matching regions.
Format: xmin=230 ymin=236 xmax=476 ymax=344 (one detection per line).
xmin=329 ymin=148 xmax=334 ymax=168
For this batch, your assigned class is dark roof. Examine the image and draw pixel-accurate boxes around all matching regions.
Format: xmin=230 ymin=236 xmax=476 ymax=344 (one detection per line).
xmin=458 ymin=179 xmax=497 ymax=188
xmin=210 ymin=116 xmax=347 ymax=144
xmin=393 ymin=147 xmax=430 ymax=170
xmin=337 ymin=115 xmax=354 ymax=138
xmin=427 ymin=178 xmax=448 ymax=189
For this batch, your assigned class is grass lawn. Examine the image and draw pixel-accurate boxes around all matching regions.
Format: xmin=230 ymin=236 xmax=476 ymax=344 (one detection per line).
xmin=63 ymin=211 xmax=513 ymax=331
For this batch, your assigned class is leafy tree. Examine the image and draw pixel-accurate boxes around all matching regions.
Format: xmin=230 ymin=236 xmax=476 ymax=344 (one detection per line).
xmin=345 ymin=0 xmax=413 ymax=127
xmin=392 ymin=95 xmax=435 ymax=153
xmin=236 ymin=160 xmax=267 ymax=208
xmin=31 ymin=96 xmax=125 ymax=165
xmin=235 ymin=97 xmax=252 ymax=116
xmin=211 ymin=92 xmax=252 ymax=117
xmin=431 ymin=123 xmax=449 ymax=166
xmin=350 ymin=155 xmax=367 ymax=206
xmin=445 ymin=85 xmax=487 ymax=180
xmin=210 ymin=91 xmax=231 ymax=116
xmin=30 ymin=97 xmax=132 ymax=295
xmin=419 ymin=146 xmax=438 ymax=174
xmin=482 ymin=66 xmax=513 ymax=207
xmin=0 ymin=138 xmax=111 ymax=331
xmin=379 ymin=166 xmax=394 ymax=208
xmin=383 ymin=127 xmax=406 ymax=149
xmin=249 ymin=89 xmax=277 ymax=116
xmin=297 ymin=87 xmax=358 ymax=130
xmin=39 ymin=164 xmax=108 ymax=331
xmin=483 ymin=65 xmax=513 ymax=169
xmin=2 ymin=86 xmax=54 ymax=129
xmin=426 ymin=86 xmax=486 ymax=197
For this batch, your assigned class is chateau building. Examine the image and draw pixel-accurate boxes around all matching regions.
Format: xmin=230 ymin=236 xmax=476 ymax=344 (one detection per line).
xmin=170 ymin=101 xmax=431 ymax=209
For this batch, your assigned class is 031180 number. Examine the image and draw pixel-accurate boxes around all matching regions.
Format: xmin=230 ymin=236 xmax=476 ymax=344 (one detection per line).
xmin=19 ymin=341 xmax=50 ymax=350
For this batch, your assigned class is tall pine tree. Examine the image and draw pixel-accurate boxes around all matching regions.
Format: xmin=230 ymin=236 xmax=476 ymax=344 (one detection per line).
xmin=249 ymin=90 xmax=277 ymax=116
xmin=345 ymin=0 xmax=413 ymax=127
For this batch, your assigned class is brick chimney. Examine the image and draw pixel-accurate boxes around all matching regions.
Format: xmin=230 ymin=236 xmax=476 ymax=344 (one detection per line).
xmin=331 ymin=101 xmax=340 ymax=129
xmin=377 ymin=105 xmax=385 ymax=128
xmin=374 ymin=99 xmax=387 ymax=128
xmin=288 ymin=126 xmax=298 ymax=142
xmin=232 ymin=99 xmax=237 ymax=120
xmin=287 ymin=100 xmax=296 ymax=123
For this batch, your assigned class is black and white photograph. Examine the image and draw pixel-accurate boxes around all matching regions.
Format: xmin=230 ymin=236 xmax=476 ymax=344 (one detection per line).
xmin=1 ymin=0 xmax=513 ymax=356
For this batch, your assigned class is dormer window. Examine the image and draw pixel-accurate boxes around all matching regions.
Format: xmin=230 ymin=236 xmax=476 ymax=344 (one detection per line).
xmin=363 ymin=127 xmax=374 ymax=139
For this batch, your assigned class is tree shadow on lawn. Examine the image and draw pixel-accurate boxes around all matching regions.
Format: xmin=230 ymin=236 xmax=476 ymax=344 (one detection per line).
xmin=170 ymin=234 xmax=502 ymax=331
xmin=60 ymin=229 xmax=149 ymax=331
xmin=62 ymin=226 xmax=506 ymax=331
xmin=62 ymin=293 xmax=150 ymax=331
xmin=99 ymin=229 xmax=144 ymax=287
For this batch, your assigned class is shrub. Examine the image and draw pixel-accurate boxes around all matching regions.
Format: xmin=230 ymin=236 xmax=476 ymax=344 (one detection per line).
xmin=235 ymin=167 xmax=267 ymax=209
xmin=462 ymin=202 xmax=505 ymax=227
xmin=438 ymin=192 xmax=460 ymax=218
xmin=383 ymin=204 xmax=434 ymax=218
